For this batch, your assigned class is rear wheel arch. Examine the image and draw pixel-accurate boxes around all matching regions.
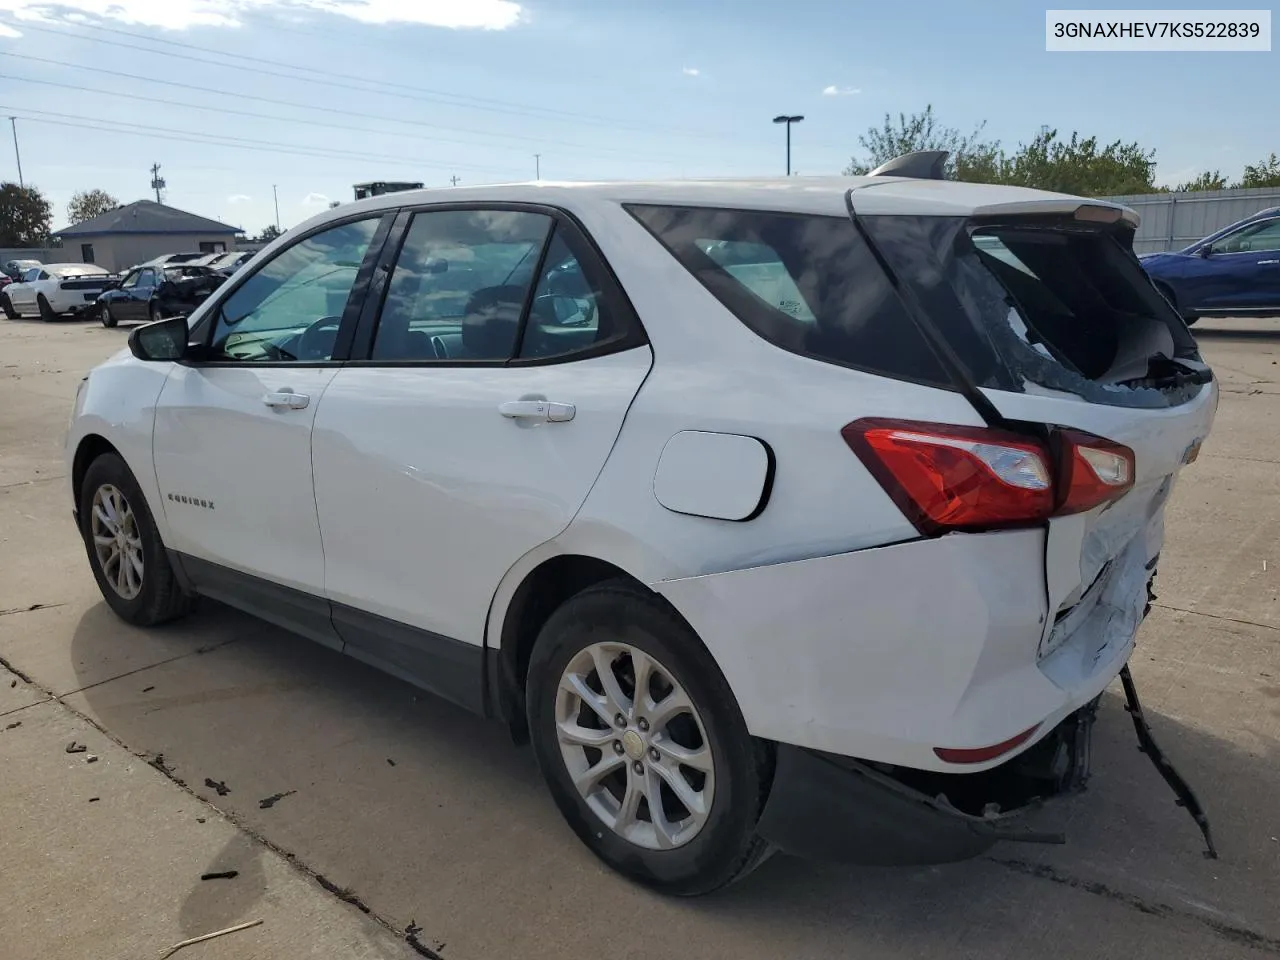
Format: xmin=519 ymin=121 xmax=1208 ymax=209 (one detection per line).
xmin=494 ymin=554 xmax=637 ymax=741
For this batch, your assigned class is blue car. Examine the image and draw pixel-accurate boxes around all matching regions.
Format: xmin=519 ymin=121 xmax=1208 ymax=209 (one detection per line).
xmin=1140 ymin=206 xmax=1280 ymax=324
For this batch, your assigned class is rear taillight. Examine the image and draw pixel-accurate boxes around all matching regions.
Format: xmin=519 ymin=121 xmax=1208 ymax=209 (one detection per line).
xmin=1053 ymin=430 xmax=1135 ymax=516
xmin=842 ymin=418 xmax=1135 ymax=535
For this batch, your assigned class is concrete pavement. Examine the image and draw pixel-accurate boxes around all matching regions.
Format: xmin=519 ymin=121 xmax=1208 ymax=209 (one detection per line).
xmin=1 ymin=314 xmax=1278 ymax=959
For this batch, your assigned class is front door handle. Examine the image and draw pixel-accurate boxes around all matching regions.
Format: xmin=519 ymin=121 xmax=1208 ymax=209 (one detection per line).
xmin=263 ymin=391 xmax=310 ymax=410
xmin=498 ymin=399 xmax=575 ymax=422
xmin=1257 ymin=259 xmax=1279 ymax=265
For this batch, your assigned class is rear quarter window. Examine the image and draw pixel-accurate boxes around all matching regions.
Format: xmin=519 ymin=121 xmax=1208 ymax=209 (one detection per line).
xmin=626 ymin=204 xmax=953 ymax=389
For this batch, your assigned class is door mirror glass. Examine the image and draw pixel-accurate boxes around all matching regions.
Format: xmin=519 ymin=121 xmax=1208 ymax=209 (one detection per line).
xmin=129 ymin=316 xmax=189 ymax=362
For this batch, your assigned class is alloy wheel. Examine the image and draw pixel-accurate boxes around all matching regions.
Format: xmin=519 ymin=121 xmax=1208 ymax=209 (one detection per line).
xmin=90 ymin=484 xmax=144 ymax=600
xmin=555 ymin=641 xmax=716 ymax=850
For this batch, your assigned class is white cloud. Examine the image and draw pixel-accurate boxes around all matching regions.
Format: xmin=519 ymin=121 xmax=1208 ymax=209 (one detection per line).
xmin=0 ymin=0 xmax=523 ymax=31
xmin=822 ymin=85 xmax=861 ymax=96
xmin=227 ymin=193 xmax=252 ymax=204
xmin=301 ymin=192 xmax=331 ymax=206
xmin=682 ymin=67 xmax=700 ymax=77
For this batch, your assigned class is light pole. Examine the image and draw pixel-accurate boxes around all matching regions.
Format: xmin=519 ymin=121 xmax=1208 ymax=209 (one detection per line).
xmin=534 ymin=153 xmax=541 ymax=180
xmin=772 ymin=114 xmax=803 ymax=176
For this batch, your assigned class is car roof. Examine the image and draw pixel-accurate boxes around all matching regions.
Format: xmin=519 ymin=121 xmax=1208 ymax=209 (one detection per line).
xmin=301 ymin=177 xmax=1136 ymax=227
xmin=44 ymin=263 xmax=109 ymax=272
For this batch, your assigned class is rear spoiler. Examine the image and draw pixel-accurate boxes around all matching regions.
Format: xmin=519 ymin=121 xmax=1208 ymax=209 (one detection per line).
xmin=864 ymin=150 xmax=1140 ymax=228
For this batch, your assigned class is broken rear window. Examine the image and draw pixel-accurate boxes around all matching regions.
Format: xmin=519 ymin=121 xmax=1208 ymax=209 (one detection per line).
xmin=858 ymin=213 xmax=1209 ymax=408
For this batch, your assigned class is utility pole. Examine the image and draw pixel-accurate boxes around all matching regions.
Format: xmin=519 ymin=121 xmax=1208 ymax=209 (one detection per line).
xmin=272 ymin=184 xmax=280 ymax=230
xmin=450 ymin=175 xmax=460 ymax=187
xmin=534 ymin=153 xmax=541 ymax=180
xmin=772 ymin=115 xmax=804 ymax=176
xmin=149 ymin=162 xmax=166 ymax=203
xmin=9 ymin=117 xmax=24 ymax=188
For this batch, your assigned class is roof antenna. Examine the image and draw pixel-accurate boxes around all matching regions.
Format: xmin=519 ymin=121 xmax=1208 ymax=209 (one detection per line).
xmin=867 ymin=150 xmax=949 ymax=180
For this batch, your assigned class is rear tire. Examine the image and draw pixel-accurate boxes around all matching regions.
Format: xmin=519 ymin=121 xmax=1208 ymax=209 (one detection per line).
xmin=37 ymin=294 xmax=57 ymax=322
xmin=150 ymin=302 xmax=164 ymax=324
xmin=101 ymin=302 xmax=117 ymax=328
xmin=0 ymin=293 xmax=15 ymax=319
xmin=526 ymin=579 xmax=774 ymax=896
xmin=79 ymin=452 xmax=195 ymax=627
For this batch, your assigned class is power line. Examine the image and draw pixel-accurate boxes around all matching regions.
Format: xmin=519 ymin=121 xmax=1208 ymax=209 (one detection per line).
xmin=0 ymin=75 xmax=528 ymax=174
xmin=6 ymin=17 xmax=774 ymax=147
xmin=1 ymin=54 xmax=693 ymax=166
xmin=0 ymin=107 xmax=517 ymax=176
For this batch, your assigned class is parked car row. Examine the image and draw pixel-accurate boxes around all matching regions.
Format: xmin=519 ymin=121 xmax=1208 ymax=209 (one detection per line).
xmin=1 ymin=250 xmax=255 ymax=324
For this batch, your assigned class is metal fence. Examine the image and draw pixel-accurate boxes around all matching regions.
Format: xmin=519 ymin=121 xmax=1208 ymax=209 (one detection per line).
xmin=1101 ymin=186 xmax=1280 ymax=255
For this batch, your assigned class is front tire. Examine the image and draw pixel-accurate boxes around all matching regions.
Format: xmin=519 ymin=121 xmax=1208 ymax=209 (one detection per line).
xmin=526 ymin=580 xmax=774 ymax=896
xmin=79 ymin=452 xmax=194 ymax=626
xmin=0 ymin=293 xmax=16 ymax=319
xmin=101 ymin=302 xmax=117 ymax=328
xmin=150 ymin=302 xmax=164 ymax=324
xmin=37 ymin=294 xmax=57 ymax=322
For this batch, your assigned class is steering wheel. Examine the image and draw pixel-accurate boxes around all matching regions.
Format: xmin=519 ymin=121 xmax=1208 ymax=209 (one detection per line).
xmin=295 ymin=315 xmax=343 ymax=361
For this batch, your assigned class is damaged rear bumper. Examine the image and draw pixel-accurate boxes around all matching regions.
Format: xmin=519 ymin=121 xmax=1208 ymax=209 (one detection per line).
xmin=757 ymin=700 xmax=1098 ymax=865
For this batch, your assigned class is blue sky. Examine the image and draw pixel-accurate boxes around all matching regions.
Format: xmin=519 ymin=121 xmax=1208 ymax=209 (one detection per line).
xmin=0 ymin=0 xmax=1274 ymax=234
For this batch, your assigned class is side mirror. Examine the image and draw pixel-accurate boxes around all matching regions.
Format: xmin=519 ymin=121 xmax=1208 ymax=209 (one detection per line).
xmin=1197 ymin=245 xmax=1213 ymax=258
xmin=128 ymin=315 xmax=189 ymax=362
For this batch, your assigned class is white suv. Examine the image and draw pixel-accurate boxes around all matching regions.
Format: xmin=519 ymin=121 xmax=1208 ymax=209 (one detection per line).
xmin=67 ymin=168 xmax=1217 ymax=894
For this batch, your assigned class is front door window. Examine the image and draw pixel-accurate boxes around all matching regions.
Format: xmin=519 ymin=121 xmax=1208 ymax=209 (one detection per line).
xmin=206 ymin=218 xmax=382 ymax=362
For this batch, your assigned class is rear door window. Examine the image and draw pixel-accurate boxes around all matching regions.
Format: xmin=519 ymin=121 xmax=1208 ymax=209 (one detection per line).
xmin=626 ymin=205 xmax=952 ymax=389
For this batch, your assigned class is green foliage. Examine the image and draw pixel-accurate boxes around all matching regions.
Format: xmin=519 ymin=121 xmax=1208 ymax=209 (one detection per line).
xmin=996 ymin=129 xmax=1158 ymax=196
xmin=842 ymin=104 xmax=997 ymax=179
xmin=66 ymin=188 xmax=120 ymax=225
xmin=0 ymin=182 xmax=53 ymax=247
xmin=844 ymin=107 xmax=1276 ymax=197
xmin=1240 ymin=153 xmax=1280 ymax=188
xmin=1174 ymin=171 xmax=1229 ymax=192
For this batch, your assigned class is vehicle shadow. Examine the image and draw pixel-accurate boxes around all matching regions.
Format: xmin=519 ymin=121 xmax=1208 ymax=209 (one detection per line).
xmin=68 ymin=600 xmax=1280 ymax=958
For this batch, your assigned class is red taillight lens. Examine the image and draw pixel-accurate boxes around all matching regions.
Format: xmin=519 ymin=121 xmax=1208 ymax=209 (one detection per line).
xmin=842 ymin=419 xmax=1054 ymax=535
xmin=842 ymin=419 xmax=1135 ymax=535
xmin=1054 ymin=429 xmax=1135 ymax=515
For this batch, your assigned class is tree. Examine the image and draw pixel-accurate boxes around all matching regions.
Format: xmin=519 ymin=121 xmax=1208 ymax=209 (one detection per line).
xmin=843 ymin=104 xmax=1000 ymax=180
xmin=66 ymin=188 xmax=120 ymax=225
xmin=1240 ymin=153 xmax=1280 ymax=188
xmin=0 ymin=182 xmax=53 ymax=247
xmin=998 ymin=129 xmax=1158 ymax=196
xmin=1174 ymin=171 xmax=1229 ymax=192
xmin=256 ymin=224 xmax=283 ymax=242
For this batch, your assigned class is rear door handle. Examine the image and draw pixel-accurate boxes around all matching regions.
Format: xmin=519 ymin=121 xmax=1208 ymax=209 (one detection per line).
xmin=263 ymin=391 xmax=310 ymax=410
xmin=498 ymin=399 xmax=575 ymax=422
xmin=1257 ymin=259 xmax=1279 ymax=265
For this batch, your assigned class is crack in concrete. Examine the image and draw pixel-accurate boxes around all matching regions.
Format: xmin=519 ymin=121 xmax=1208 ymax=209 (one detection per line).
xmin=0 ymin=602 xmax=67 ymax=618
xmin=55 ymin=638 xmax=242 ymax=699
xmin=990 ymin=858 xmax=1280 ymax=955
xmin=0 ymin=648 xmax=437 ymax=959
xmin=0 ymin=474 xmax=66 ymax=490
xmin=1152 ymin=602 xmax=1279 ymax=634
xmin=0 ymin=697 xmax=54 ymax=719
